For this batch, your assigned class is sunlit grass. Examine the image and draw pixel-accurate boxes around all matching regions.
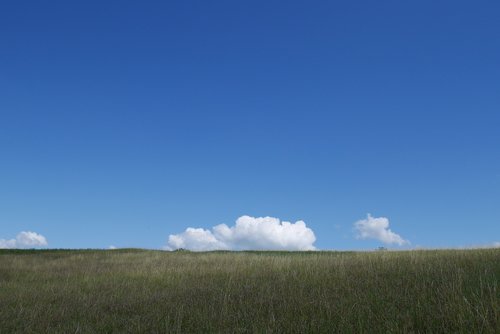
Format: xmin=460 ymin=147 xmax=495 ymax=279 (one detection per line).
xmin=0 ymin=248 xmax=498 ymax=333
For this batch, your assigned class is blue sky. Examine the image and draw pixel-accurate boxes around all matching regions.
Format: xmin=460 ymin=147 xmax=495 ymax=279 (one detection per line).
xmin=1 ymin=1 xmax=499 ymax=250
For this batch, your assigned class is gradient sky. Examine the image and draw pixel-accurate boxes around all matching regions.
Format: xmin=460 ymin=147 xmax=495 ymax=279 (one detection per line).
xmin=1 ymin=1 xmax=499 ymax=250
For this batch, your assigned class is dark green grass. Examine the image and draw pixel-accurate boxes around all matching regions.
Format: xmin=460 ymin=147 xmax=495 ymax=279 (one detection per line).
xmin=0 ymin=249 xmax=498 ymax=333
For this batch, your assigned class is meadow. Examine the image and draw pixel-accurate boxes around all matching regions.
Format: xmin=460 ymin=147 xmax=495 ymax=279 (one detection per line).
xmin=0 ymin=248 xmax=498 ymax=333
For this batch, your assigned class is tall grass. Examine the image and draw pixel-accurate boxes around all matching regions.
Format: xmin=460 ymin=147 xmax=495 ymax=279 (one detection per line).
xmin=0 ymin=249 xmax=498 ymax=333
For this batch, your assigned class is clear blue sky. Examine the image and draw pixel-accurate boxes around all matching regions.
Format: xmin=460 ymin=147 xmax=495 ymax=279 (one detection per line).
xmin=1 ymin=1 xmax=499 ymax=250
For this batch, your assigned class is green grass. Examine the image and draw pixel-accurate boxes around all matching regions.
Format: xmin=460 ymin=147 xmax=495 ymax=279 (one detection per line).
xmin=0 ymin=249 xmax=498 ymax=333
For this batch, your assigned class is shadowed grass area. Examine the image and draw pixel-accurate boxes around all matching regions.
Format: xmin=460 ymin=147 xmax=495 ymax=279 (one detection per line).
xmin=0 ymin=249 xmax=498 ymax=333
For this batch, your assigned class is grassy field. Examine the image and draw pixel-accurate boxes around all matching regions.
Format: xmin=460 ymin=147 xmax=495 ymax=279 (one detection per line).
xmin=0 ymin=249 xmax=498 ymax=333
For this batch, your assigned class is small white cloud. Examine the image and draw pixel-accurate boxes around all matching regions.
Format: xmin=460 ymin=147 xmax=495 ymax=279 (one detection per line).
xmin=354 ymin=214 xmax=409 ymax=246
xmin=165 ymin=215 xmax=317 ymax=251
xmin=0 ymin=238 xmax=17 ymax=249
xmin=108 ymin=245 xmax=117 ymax=250
xmin=0 ymin=231 xmax=48 ymax=249
xmin=473 ymin=242 xmax=500 ymax=249
xmin=166 ymin=227 xmax=228 ymax=251
xmin=16 ymin=231 xmax=48 ymax=247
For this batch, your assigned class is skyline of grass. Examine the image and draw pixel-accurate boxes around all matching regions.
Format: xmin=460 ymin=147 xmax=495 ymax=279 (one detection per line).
xmin=1 ymin=248 xmax=498 ymax=333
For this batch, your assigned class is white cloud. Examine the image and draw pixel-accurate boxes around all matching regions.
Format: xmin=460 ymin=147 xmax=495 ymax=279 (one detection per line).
xmin=0 ymin=238 xmax=17 ymax=249
xmin=165 ymin=215 xmax=317 ymax=251
xmin=0 ymin=231 xmax=48 ymax=249
xmin=354 ymin=214 xmax=409 ymax=246
xmin=472 ymin=241 xmax=500 ymax=249
xmin=166 ymin=227 xmax=228 ymax=251
xmin=108 ymin=245 xmax=117 ymax=250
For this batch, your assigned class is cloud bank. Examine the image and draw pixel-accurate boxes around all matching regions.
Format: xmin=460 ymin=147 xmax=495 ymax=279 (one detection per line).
xmin=165 ymin=215 xmax=316 ymax=251
xmin=354 ymin=214 xmax=409 ymax=246
xmin=0 ymin=231 xmax=48 ymax=249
